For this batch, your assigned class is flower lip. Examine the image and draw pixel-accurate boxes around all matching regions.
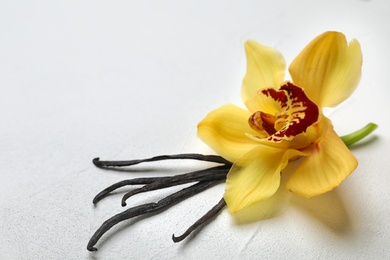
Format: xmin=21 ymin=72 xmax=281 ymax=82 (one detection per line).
xmin=248 ymin=111 xmax=277 ymax=135
xmin=249 ymin=82 xmax=319 ymax=142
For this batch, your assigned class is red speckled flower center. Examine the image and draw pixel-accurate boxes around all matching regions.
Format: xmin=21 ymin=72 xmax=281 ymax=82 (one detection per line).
xmin=248 ymin=82 xmax=319 ymax=142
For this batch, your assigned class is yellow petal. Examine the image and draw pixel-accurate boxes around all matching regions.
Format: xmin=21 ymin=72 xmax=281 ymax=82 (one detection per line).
xmin=241 ymin=40 xmax=286 ymax=102
xmin=197 ymin=104 xmax=259 ymax=162
xmin=289 ymin=31 xmax=362 ymax=108
xmin=224 ymin=146 xmax=307 ymax=213
xmin=286 ymin=118 xmax=358 ymax=197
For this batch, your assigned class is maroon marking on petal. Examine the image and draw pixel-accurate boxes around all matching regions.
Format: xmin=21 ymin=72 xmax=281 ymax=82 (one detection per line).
xmin=261 ymin=88 xmax=288 ymax=108
xmin=269 ymin=82 xmax=319 ymax=141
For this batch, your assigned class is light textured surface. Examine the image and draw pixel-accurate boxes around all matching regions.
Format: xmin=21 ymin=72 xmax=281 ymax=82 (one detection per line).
xmin=1 ymin=0 xmax=389 ymax=259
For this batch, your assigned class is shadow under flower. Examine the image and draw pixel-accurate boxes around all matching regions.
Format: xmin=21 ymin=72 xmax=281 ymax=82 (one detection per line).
xmin=284 ymin=135 xmax=379 ymax=236
xmin=290 ymin=190 xmax=352 ymax=235
xmin=232 ymin=157 xmax=353 ymax=237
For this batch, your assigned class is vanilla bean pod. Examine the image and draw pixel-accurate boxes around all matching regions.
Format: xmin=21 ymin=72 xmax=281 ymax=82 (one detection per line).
xmin=121 ymin=167 xmax=228 ymax=206
xmin=93 ymin=154 xmax=230 ymax=168
xmin=87 ymin=180 xmax=222 ymax=251
xmin=88 ymin=154 xmax=232 ymax=252
xmin=93 ymin=165 xmax=230 ymax=205
xmin=172 ymin=197 xmax=226 ymax=242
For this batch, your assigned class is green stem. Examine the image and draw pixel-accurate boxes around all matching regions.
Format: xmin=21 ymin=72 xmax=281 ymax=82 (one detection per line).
xmin=341 ymin=123 xmax=378 ymax=146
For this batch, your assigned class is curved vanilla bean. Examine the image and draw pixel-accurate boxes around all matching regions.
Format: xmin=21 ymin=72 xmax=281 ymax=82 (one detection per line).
xmin=93 ymin=154 xmax=230 ymax=168
xmin=87 ymin=180 xmax=220 ymax=252
xmin=93 ymin=178 xmax=157 ymax=204
xmin=121 ymin=167 xmax=228 ymax=206
xmin=172 ymin=198 xmax=226 ymax=243
xmin=93 ymin=165 xmax=229 ymax=204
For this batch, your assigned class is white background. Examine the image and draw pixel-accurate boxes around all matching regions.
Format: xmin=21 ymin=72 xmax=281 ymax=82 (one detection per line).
xmin=1 ymin=0 xmax=389 ymax=259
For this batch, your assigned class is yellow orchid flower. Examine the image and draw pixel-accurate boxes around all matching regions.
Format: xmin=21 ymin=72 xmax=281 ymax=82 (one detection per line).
xmin=197 ymin=31 xmax=363 ymax=213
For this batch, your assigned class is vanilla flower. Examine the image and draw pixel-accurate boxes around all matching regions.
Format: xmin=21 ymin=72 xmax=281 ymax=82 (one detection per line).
xmin=198 ymin=31 xmax=362 ymax=213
